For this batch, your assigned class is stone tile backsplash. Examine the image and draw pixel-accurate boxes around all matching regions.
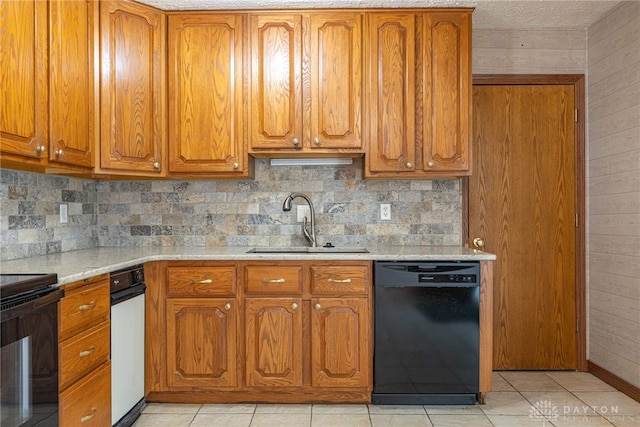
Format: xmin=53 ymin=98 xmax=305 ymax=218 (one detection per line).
xmin=1 ymin=159 xmax=462 ymax=261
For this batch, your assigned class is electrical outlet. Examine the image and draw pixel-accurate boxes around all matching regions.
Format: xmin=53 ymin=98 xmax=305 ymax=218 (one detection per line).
xmin=380 ymin=203 xmax=391 ymax=221
xmin=296 ymin=205 xmax=311 ymax=222
xmin=60 ymin=203 xmax=68 ymax=224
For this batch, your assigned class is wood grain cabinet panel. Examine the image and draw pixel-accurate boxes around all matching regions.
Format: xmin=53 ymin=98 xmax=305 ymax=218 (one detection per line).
xmin=167 ymin=266 xmax=237 ymax=297
xmin=364 ymin=13 xmax=416 ymax=174
xmin=168 ymin=14 xmax=250 ymax=177
xmin=166 ymin=298 xmax=238 ymax=388
xmin=99 ymin=0 xmax=166 ymax=175
xmin=246 ymin=265 xmax=303 ymax=294
xmin=48 ymin=0 xmax=96 ymax=168
xmin=245 ymin=297 xmax=303 ymax=387
xmin=249 ymin=12 xmax=363 ymax=155
xmin=59 ymin=279 xmax=110 ymax=340
xmin=311 ymin=298 xmax=370 ymax=388
xmin=59 ymin=320 xmax=110 ymax=391
xmin=0 ymin=0 xmax=48 ymax=161
xmin=59 ymin=361 xmax=111 ymax=426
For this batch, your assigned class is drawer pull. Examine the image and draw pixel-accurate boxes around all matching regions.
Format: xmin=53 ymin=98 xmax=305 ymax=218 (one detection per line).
xmin=291 ymin=303 xmax=298 ymax=310
xmin=78 ymin=300 xmax=96 ymax=311
xmin=314 ymin=303 xmax=322 ymax=310
xmin=224 ymin=303 xmax=231 ymax=310
xmin=79 ymin=345 xmax=97 ymax=358
xmin=261 ymin=278 xmax=285 ymax=283
xmin=328 ymin=278 xmax=352 ymax=283
xmin=188 ymin=279 xmax=213 ymax=284
xmin=80 ymin=408 xmax=97 ymax=423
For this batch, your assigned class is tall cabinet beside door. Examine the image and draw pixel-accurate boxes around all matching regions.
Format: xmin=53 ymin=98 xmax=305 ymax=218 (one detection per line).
xmin=167 ymin=13 xmax=252 ymax=178
xmin=99 ymin=0 xmax=166 ymax=177
xmin=364 ymin=9 xmax=472 ymax=178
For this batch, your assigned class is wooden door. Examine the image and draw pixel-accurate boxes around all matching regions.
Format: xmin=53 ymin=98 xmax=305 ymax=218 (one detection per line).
xmin=422 ymin=11 xmax=471 ymax=174
xmin=245 ymin=297 xmax=303 ymax=387
xmin=311 ymin=298 xmax=370 ymax=388
xmin=250 ymin=14 xmax=302 ymax=150
xmin=100 ymin=0 xmax=165 ymax=175
xmin=0 ymin=0 xmax=48 ymax=160
xmin=364 ymin=13 xmax=416 ymax=175
xmin=168 ymin=14 xmax=247 ymax=175
xmin=469 ymin=83 xmax=578 ymax=370
xmin=48 ymin=0 xmax=96 ymax=168
xmin=166 ymin=299 xmax=237 ymax=388
xmin=308 ymin=13 xmax=362 ymax=150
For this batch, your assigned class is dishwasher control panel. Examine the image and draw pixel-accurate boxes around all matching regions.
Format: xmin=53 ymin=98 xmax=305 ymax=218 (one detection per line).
xmin=375 ymin=261 xmax=480 ymax=287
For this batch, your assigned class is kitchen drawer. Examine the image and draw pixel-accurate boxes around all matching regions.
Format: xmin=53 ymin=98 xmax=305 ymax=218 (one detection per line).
xmin=59 ymin=280 xmax=110 ymax=339
xmin=59 ymin=360 xmax=111 ymax=427
xmin=310 ymin=265 xmax=370 ymax=295
xmin=246 ymin=266 xmax=302 ymax=294
xmin=167 ymin=266 xmax=237 ymax=297
xmin=59 ymin=320 xmax=110 ymax=391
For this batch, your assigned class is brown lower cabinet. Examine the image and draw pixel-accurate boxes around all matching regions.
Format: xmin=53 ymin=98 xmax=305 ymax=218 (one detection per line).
xmin=58 ymin=275 xmax=111 ymax=425
xmin=146 ymin=260 xmax=372 ymax=403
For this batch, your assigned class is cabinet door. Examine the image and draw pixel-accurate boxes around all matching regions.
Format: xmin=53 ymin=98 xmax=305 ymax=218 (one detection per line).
xmin=168 ymin=14 xmax=248 ymax=175
xmin=364 ymin=13 xmax=416 ymax=175
xmin=422 ymin=11 xmax=471 ymax=174
xmin=309 ymin=13 xmax=362 ymax=150
xmin=250 ymin=14 xmax=303 ymax=150
xmin=245 ymin=298 xmax=303 ymax=387
xmin=100 ymin=0 xmax=165 ymax=175
xmin=48 ymin=0 xmax=96 ymax=168
xmin=311 ymin=298 xmax=370 ymax=388
xmin=0 ymin=0 xmax=48 ymax=160
xmin=166 ymin=298 xmax=237 ymax=388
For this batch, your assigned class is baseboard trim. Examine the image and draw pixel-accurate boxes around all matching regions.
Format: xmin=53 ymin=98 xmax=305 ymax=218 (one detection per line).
xmin=588 ymin=361 xmax=640 ymax=403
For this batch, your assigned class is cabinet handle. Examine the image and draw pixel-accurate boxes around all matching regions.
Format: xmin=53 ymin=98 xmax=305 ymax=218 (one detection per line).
xmin=36 ymin=145 xmax=46 ymax=154
xmin=292 ymin=137 xmax=300 ymax=146
xmin=79 ymin=345 xmax=97 ymax=358
xmin=328 ymin=278 xmax=352 ymax=283
xmin=313 ymin=137 xmax=321 ymax=145
xmin=427 ymin=161 xmax=435 ymax=168
xmin=188 ymin=279 xmax=213 ymax=284
xmin=113 ymin=279 xmax=120 ymax=285
xmin=314 ymin=303 xmax=322 ymax=310
xmin=224 ymin=303 xmax=231 ymax=310
xmin=406 ymin=162 xmax=413 ymax=168
xmin=153 ymin=162 xmax=160 ymax=170
xmin=291 ymin=303 xmax=298 ymax=310
xmin=78 ymin=300 xmax=96 ymax=311
xmin=55 ymin=149 xmax=64 ymax=156
xmin=261 ymin=278 xmax=285 ymax=283
xmin=232 ymin=162 xmax=239 ymax=169
xmin=80 ymin=408 xmax=97 ymax=423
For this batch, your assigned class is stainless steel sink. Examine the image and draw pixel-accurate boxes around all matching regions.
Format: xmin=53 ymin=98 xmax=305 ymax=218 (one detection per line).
xmin=247 ymin=247 xmax=369 ymax=254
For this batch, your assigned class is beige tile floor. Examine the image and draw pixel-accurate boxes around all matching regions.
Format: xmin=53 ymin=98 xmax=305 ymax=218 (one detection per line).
xmin=134 ymin=372 xmax=640 ymax=427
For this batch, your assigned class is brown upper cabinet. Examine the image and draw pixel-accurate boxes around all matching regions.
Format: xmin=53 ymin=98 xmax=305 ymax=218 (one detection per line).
xmin=167 ymin=14 xmax=253 ymax=178
xmin=365 ymin=10 xmax=472 ymax=178
xmin=249 ymin=12 xmax=364 ymax=156
xmin=1 ymin=0 xmax=96 ymax=171
xmin=98 ymin=0 xmax=166 ymax=177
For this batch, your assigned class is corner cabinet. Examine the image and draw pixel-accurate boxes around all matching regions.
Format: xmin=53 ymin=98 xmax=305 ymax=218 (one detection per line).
xmin=249 ymin=12 xmax=363 ymax=156
xmin=364 ymin=9 xmax=472 ymax=178
xmin=167 ymin=14 xmax=253 ymax=178
xmin=98 ymin=0 xmax=166 ymax=177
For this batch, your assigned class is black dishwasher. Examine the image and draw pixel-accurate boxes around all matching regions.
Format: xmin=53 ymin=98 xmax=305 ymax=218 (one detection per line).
xmin=372 ymin=261 xmax=480 ymax=405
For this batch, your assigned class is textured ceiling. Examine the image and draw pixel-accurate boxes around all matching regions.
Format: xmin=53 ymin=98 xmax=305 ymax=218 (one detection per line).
xmin=137 ymin=0 xmax=622 ymax=29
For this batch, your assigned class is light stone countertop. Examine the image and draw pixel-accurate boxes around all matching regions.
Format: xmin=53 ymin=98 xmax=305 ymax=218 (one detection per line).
xmin=0 ymin=246 xmax=496 ymax=286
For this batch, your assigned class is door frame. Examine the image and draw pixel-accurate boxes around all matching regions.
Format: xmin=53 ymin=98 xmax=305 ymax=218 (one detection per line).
xmin=462 ymin=74 xmax=587 ymax=371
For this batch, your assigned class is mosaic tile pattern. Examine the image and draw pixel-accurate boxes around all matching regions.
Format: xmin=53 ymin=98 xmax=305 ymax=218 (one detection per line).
xmin=0 ymin=169 xmax=98 ymax=261
xmin=1 ymin=159 xmax=462 ymax=260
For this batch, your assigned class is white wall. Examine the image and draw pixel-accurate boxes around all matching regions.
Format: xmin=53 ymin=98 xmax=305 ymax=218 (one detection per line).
xmin=587 ymin=1 xmax=640 ymax=388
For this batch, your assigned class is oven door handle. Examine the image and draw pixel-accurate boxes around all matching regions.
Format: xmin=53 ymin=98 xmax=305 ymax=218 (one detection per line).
xmin=1 ymin=288 xmax=63 ymax=323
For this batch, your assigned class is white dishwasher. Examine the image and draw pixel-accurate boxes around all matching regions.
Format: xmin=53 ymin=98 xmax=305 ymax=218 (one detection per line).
xmin=110 ymin=265 xmax=146 ymax=427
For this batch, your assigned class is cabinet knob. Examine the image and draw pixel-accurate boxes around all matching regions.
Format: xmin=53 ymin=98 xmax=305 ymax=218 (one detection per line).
xmin=291 ymin=303 xmax=298 ymax=310
xmin=292 ymin=137 xmax=300 ymax=146
xmin=232 ymin=162 xmax=239 ymax=169
xmin=427 ymin=161 xmax=435 ymax=168
xmin=314 ymin=303 xmax=321 ymax=310
xmin=224 ymin=303 xmax=231 ymax=311
xmin=153 ymin=162 xmax=160 ymax=170
xmin=55 ymin=149 xmax=64 ymax=157
xmin=473 ymin=237 xmax=485 ymax=248
xmin=405 ymin=162 xmax=412 ymax=168
xmin=36 ymin=145 xmax=46 ymax=154
xmin=313 ymin=137 xmax=321 ymax=145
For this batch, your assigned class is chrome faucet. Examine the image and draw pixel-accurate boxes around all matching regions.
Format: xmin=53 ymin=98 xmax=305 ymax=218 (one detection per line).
xmin=282 ymin=192 xmax=317 ymax=247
